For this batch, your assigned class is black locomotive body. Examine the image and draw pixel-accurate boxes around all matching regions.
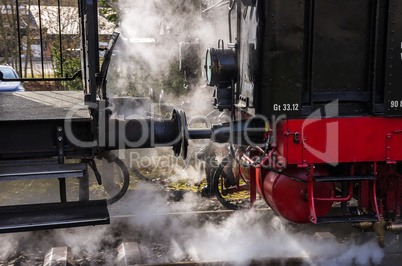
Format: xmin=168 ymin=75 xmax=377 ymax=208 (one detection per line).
xmin=211 ymin=0 xmax=402 ymax=118
xmin=205 ymin=0 xmax=402 ymax=246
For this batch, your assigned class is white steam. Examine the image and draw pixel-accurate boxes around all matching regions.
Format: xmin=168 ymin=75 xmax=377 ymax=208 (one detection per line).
xmin=0 ymin=186 xmax=386 ymax=265
xmin=107 ymin=0 xmax=227 ymax=101
xmin=52 ymin=226 xmax=114 ymax=256
xmin=118 ymin=187 xmax=385 ymax=265
xmin=0 ymin=234 xmax=23 ymax=260
xmin=179 ymin=212 xmax=384 ymax=265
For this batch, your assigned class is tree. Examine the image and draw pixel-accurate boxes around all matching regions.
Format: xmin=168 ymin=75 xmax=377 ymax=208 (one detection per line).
xmin=51 ymin=44 xmax=81 ymax=90
xmin=99 ymin=0 xmax=119 ymax=26
xmin=0 ymin=1 xmax=20 ymax=70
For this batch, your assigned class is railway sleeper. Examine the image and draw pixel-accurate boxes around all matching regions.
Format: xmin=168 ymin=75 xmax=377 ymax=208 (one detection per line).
xmin=117 ymin=242 xmax=143 ymax=266
xmin=44 ymin=246 xmax=73 ymax=266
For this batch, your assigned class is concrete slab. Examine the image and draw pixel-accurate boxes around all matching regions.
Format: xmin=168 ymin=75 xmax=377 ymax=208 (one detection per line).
xmin=43 ymin=246 xmax=73 ymax=266
xmin=117 ymin=242 xmax=143 ymax=266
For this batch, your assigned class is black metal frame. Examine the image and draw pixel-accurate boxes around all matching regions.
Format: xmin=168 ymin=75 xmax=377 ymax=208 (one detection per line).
xmin=0 ymin=1 xmax=108 ymax=233
xmin=0 ymin=0 xmax=83 ymax=82
xmin=233 ymin=0 xmax=402 ymax=119
xmin=79 ymin=0 xmax=100 ymax=104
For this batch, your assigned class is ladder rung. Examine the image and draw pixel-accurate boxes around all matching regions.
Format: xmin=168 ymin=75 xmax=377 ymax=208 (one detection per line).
xmin=0 ymin=163 xmax=87 ymax=181
xmin=0 ymin=158 xmax=58 ymax=167
xmin=316 ymin=214 xmax=379 ymax=224
xmin=0 ymin=200 xmax=110 ymax=234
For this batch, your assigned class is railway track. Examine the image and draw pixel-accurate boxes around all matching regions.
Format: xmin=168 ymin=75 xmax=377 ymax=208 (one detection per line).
xmin=0 ymin=189 xmax=401 ymax=266
xmin=2 ymin=240 xmax=401 ymax=266
xmin=0 ymin=203 xmax=401 ymax=266
xmin=0 ymin=242 xmax=310 ymax=266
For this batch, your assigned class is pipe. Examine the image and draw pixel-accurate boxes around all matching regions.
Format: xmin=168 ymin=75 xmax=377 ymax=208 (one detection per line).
xmin=387 ymin=223 xmax=402 ymax=232
xmin=108 ymin=119 xmax=179 ymax=149
xmin=102 ymin=152 xmax=130 ymax=205
xmin=209 ymin=118 xmax=267 ymax=144
xmin=188 ymin=129 xmax=212 ymax=139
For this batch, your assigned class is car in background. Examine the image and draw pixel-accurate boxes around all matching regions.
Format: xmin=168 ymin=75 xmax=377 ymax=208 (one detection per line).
xmin=0 ymin=65 xmax=25 ymax=92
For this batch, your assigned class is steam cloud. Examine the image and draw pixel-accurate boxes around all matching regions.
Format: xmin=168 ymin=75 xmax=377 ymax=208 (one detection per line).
xmin=0 ymin=234 xmax=22 ymax=261
xmin=107 ymin=0 xmax=225 ymax=102
xmin=0 ymin=187 xmax=386 ymax=265
xmin=114 ymin=186 xmax=385 ymax=265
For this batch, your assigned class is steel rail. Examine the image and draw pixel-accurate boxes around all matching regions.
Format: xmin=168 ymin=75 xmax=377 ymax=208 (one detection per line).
xmin=110 ymin=208 xmax=271 ymax=219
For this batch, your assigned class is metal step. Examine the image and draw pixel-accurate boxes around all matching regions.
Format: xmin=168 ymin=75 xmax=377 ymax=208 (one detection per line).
xmin=0 ymin=159 xmax=86 ymax=181
xmin=0 ymin=200 xmax=110 ymax=233
xmin=316 ymin=214 xmax=379 ymax=224
xmin=313 ymin=175 xmax=376 ymax=182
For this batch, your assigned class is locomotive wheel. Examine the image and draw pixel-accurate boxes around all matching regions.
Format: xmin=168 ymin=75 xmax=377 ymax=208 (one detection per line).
xmin=212 ymin=156 xmax=249 ymax=210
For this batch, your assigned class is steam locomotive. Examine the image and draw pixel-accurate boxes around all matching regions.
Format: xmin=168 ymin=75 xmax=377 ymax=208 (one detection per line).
xmin=0 ymin=0 xmax=401 ymax=249
xmin=200 ymin=0 xmax=402 ymax=247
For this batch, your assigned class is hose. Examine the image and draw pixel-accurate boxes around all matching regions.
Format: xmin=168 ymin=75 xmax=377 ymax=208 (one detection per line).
xmin=228 ymin=80 xmax=307 ymax=183
xmin=101 ymin=151 xmax=131 ymax=205
xmin=229 ymin=145 xmax=307 ymax=183
xmin=212 ymin=155 xmax=241 ymax=210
